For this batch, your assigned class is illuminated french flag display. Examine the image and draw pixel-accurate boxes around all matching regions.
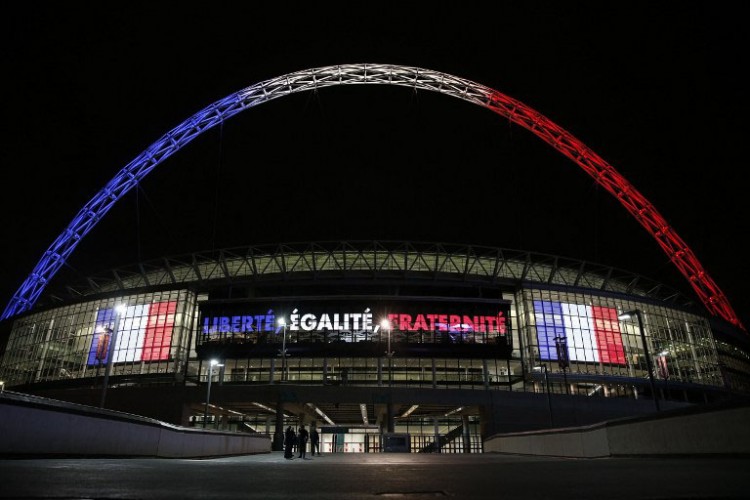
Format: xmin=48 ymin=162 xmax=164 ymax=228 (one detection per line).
xmin=533 ymin=300 xmax=626 ymax=365
xmin=142 ymin=301 xmax=177 ymax=361
xmin=87 ymin=301 xmax=177 ymax=365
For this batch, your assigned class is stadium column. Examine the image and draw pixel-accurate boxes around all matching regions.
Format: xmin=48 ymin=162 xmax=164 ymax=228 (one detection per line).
xmin=619 ymin=309 xmax=660 ymax=412
xmin=433 ymin=417 xmax=441 ymax=453
xmin=462 ymin=414 xmax=471 ymax=453
xmin=478 ymin=403 xmax=496 ymax=439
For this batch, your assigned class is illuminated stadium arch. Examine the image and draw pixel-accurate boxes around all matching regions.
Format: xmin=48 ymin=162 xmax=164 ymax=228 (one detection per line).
xmin=2 ymin=63 xmax=742 ymax=329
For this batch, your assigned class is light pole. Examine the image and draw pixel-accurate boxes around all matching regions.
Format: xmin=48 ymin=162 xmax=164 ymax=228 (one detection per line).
xmin=203 ymin=359 xmax=223 ymax=428
xmin=99 ymin=304 xmax=126 ymax=408
xmin=534 ymin=364 xmax=554 ymax=426
xmin=278 ymin=318 xmax=288 ymax=382
xmin=618 ymin=309 xmax=660 ymax=412
xmin=0 ymin=380 xmax=4 ymax=394
xmin=381 ymin=319 xmax=394 ymax=386
xmin=381 ymin=319 xmax=396 ymax=434
xmin=554 ymin=335 xmax=570 ymax=394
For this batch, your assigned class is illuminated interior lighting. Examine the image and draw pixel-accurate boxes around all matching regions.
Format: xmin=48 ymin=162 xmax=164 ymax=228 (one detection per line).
xmin=204 ymin=403 xmax=243 ymax=415
xmin=445 ymin=406 xmax=464 ymax=417
xmin=252 ymin=402 xmax=276 ymax=413
xmin=400 ymin=404 xmax=419 ymax=418
xmin=587 ymin=385 xmax=603 ymax=396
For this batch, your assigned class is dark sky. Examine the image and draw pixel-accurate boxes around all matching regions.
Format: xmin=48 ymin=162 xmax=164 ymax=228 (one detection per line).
xmin=1 ymin=2 xmax=747 ymax=330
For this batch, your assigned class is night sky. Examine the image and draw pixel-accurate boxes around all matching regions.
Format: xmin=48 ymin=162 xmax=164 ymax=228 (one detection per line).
xmin=1 ymin=2 xmax=747 ymax=330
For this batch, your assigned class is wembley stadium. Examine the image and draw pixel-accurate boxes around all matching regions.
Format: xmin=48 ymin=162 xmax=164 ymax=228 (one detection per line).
xmin=1 ymin=241 xmax=748 ymax=453
xmin=1 ymin=65 xmax=749 ymax=454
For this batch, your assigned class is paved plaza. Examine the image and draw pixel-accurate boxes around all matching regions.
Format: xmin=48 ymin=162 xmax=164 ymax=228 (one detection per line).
xmin=1 ymin=451 xmax=748 ymax=499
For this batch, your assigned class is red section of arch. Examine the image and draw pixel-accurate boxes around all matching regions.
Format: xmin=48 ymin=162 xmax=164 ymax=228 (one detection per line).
xmin=486 ymin=91 xmax=743 ymax=330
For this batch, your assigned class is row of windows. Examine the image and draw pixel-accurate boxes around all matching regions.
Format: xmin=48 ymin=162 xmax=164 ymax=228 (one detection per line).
xmin=0 ymin=290 xmax=196 ymax=386
xmin=514 ymin=289 xmax=721 ymax=386
xmin=190 ymin=357 xmax=521 ymax=389
xmin=0 ymin=288 xmax=726 ymax=392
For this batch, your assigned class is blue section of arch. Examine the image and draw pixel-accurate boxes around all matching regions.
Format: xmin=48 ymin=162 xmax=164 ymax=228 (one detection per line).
xmin=1 ymin=92 xmax=248 ymax=319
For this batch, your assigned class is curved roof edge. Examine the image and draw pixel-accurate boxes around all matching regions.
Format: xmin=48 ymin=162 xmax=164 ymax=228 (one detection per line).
xmin=45 ymin=241 xmax=695 ymax=309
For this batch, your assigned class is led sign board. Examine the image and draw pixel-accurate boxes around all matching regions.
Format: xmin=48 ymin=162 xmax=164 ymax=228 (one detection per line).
xmin=198 ymin=299 xmax=511 ymax=358
xmin=200 ymin=299 xmax=508 ymax=340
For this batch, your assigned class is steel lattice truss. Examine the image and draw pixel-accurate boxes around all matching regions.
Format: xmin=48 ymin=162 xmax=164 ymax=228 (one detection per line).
xmin=2 ymin=64 xmax=742 ymax=330
xmin=67 ymin=241 xmax=691 ymax=307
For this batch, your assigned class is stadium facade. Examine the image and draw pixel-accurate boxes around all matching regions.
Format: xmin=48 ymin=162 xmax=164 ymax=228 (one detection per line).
xmin=1 ymin=241 xmax=748 ymax=453
xmin=1 ymin=65 xmax=748 ymax=453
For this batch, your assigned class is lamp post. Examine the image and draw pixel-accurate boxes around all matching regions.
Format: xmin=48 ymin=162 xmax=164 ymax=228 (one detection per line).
xmin=0 ymin=380 xmax=5 ymax=394
xmin=554 ymin=335 xmax=570 ymax=394
xmin=99 ymin=304 xmax=126 ymax=408
xmin=534 ymin=364 xmax=554 ymax=427
xmin=381 ymin=319 xmax=394 ymax=386
xmin=618 ymin=309 xmax=660 ymax=412
xmin=381 ymin=319 xmax=396 ymax=434
xmin=278 ymin=318 xmax=288 ymax=382
xmin=203 ymin=359 xmax=223 ymax=428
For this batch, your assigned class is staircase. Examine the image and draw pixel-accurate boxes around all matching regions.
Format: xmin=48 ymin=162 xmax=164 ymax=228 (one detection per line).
xmin=418 ymin=424 xmax=464 ymax=453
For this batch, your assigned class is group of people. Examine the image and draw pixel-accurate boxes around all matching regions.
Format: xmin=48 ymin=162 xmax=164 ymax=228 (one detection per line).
xmin=284 ymin=424 xmax=321 ymax=459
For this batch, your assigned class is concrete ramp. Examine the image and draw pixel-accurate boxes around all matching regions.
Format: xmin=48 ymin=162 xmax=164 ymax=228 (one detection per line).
xmin=0 ymin=391 xmax=271 ymax=458
xmin=484 ymin=402 xmax=750 ymax=457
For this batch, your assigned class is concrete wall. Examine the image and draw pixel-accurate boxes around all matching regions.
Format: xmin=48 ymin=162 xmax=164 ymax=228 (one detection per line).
xmin=484 ymin=402 xmax=750 ymax=457
xmin=0 ymin=392 xmax=271 ymax=458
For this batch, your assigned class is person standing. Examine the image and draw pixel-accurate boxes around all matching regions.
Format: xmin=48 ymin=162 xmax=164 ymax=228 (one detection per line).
xmin=310 ymin=427 xmax=320 ymax=456
xmin=284 ymin=426 xmax=295 ymax=459
xmin=297 ymin=424 xmax=309 ymax=459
